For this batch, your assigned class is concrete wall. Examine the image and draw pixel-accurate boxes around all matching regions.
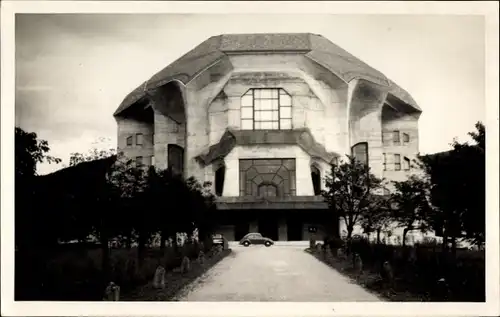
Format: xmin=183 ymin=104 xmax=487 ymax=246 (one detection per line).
xmin=381 ymin=104 xmax=421 ymax=185
xmin=219 ymin=54 xmax=349 ymax=155
xmin=153 ymin=111 xmax=186 ymax=170
xmin=116 ymin=116 xmax=154 ymax=166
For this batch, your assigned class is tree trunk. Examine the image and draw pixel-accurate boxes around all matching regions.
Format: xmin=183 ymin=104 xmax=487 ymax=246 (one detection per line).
xmin=160 ymin=230 xmax=166 ymax=250
xmin=402 ymin=228 xmax=409 ymax=247
xmin=451 ymin=236 xmax=457 ymax=259
xmin=100 ymin=228 xmax=110 ymax=282
xmin=345 ymin=225 xmax=354 ymax=255
xmin=137 ymin=231 xmax=146 ymax=267
xmin=442 ymin=232 xmax=448 ymax=253
xmin=376 ymin=228 xmax=381 ymax=244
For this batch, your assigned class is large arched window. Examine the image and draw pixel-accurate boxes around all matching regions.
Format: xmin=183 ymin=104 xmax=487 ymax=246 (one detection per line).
xmin=351 ymin=142 xmax=369 ymax=167
xmin=310 ymin=165 xmax=321 ymax=196
xmin=240 ymin=88 xmax=292 ymax=130
xmin=168 ymin=144 xmax=184 ymax=176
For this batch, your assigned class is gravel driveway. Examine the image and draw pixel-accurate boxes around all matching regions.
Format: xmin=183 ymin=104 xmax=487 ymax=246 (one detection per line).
xmin=173 ymin=245 xmax=382 ymax=301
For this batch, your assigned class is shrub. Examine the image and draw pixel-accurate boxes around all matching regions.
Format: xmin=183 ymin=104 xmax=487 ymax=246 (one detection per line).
xmin=15 ymin=241 xmax=209 ymax=301
xmin=319 ymin=239 xmax=485 ymax=301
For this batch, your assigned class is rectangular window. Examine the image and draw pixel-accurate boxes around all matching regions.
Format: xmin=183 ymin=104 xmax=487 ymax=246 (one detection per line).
xmin=383 ymin=153 xmax=387 ymax=171
xmin=136 ymin=156 xmax=143 ymax=167
xmin=144 ymin=156 xmax=152 ymax=166
xmin=136 ymin=133 xmax=144 ymax=146
xmin=393 ymin=130 xmax=400 ymax=145
xmin=151 ymin=156 xmax=155 ymax=166
xmin=126 ymin=136 xmax=133 ymax=146
xmin=240 ymin=88 xmax=293 ymax=131
xmin=394 ymin=154 xmax=401 ymax=171
xmin=403 ymin=133 xmax=410 ymax=144
xmin=403 ymin=157 xmax=411 ymax=171
xmin=382 ymin=132 xmax=392 ymax=146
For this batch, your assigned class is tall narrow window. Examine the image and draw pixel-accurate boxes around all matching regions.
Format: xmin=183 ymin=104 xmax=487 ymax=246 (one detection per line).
xmin=402 ymin=133 xmax=410 ymax=145
xmin=351 ymin=142 xmax=369 ymax=167
xmin=311 ymin=165 xmax=321 ymax=196
xmin=136 ymin=133 xmax=144 ymax=145
xmin=151 ymin=156 xmax=155 ymax=166
xmin=240 ymin=88 xmax=292 ymax=130
xmin=215 ymin=165 xmax=226 ymax=196
xmin=394 ymin=154 xmax=401 ymax=171
xmin=136 ymin=156 xmax=143 ymax=167
xmin=126 ymin=136 xmax=133 ymax=146
xmin=168 ymin=144 xmax=184 ymax=176
xmin=403 ymin=157 xmax=411 ymax=171
xmin=383 ymin=153 xmax=387 ymax=171
xmin=393 ymin=130 xmax=400 ymax=145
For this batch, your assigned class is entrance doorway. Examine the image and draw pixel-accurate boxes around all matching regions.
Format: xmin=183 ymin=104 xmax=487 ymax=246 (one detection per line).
xmin=287 ymin=217 xmax=303 ymax=241
xmin=258 ymin=216 xmax=279 ymax=241
xmin=235 ymin=222 xmax=250 ymax=241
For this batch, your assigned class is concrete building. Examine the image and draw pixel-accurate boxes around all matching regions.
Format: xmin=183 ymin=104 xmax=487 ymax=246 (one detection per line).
xmin=113 ymin=33 xmax=422 ymax=241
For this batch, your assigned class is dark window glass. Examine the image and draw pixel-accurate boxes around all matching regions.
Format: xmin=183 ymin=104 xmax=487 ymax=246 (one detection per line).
xmin=215 ymin=166 xmax=226 ymax=196
xmin=351 ymin=142 xmax=369 ymax=167
xmin=168 ymin=144 xmax=184 ymax=176
xmin=126 ymin=136 xmax=133 ymax=146
xmin=311 ymin=165 xmax=321 ymax=195
xmin=393 ymin=130 xmax=400 ymax=145
xmin=136 ymin=156 xmax=143 ymax=167
xmin=403 ymin=133 xmax=410 ymax=144
xmin=394 ymin=154 xmax=401 ymax=171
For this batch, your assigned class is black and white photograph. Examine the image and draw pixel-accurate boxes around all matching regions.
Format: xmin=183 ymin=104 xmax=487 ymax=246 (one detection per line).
xmin=1 ymin=1 xmax=499 ymax=316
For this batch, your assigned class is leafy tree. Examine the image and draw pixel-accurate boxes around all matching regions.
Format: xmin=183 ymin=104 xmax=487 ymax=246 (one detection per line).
xmin=419 ymin=122 xmax=485 ymax=252
xmin=69 ymin=148 xmax=116 ymax=167
xmin=390 ymin=175 xmax=434 ymax=247
xmin=15 ymin=127 xmax=61 ymax=178
xmin=15 ymin=127 xmax=61 ymax=249
xmin=186 ymin=177 xmax=217 ymax=245
xmin=322 ymin=155 xmax=384 ymax=243
xmin=359 ymin=194 xmax=393 ymax=244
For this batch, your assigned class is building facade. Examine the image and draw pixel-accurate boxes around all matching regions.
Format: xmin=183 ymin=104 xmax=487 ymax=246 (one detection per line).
xmin=113 ymin=33 xmax=422 ymax=241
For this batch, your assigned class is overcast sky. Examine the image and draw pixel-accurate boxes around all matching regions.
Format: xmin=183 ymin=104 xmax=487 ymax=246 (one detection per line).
xmin=15 ymin=14 xmax=485 ymax=175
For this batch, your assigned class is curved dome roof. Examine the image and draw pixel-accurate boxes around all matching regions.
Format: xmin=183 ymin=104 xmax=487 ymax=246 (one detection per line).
xmin=114 ymin=33 xmax=420 ymax=116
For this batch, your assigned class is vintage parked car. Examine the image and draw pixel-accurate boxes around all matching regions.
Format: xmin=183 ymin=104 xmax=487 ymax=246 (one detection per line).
xmin=239 ymin=232 xmax=274 ymax=247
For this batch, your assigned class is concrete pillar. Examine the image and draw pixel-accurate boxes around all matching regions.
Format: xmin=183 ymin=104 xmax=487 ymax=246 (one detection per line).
xmin=278 ymin=218 xmax=288 ymax=241
xmin=249 ymin=221 xmax=258 ymax=233
xmin=347 ymin=79 xmax=388 ymax=179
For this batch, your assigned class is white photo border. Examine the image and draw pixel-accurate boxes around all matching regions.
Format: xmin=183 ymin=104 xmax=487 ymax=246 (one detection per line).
xmin=1 ymin=1 xmax=499 ymax=316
